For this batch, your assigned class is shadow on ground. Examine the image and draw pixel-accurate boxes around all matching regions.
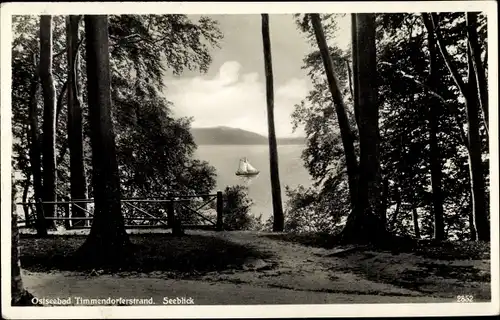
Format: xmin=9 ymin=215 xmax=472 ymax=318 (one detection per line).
xmin=262 ymin=232 xmax=338 ymax=249
xmin=19 ymin=233 xmax=272 ymax=275
xmin=261 ymin=232 xmax=491 ymax=300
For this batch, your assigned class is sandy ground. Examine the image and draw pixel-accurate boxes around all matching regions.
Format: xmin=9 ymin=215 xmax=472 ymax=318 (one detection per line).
xmin=21 ymin=230 xmax=490 ymax=305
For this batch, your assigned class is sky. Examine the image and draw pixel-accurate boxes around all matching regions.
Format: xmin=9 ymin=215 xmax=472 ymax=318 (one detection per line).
xmin=163 ymin=14 xmax=351 ymax=138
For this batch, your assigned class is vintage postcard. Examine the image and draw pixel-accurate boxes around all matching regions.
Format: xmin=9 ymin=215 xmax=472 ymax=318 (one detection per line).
xmin=1 ymin=1 xmax=498 ymax=319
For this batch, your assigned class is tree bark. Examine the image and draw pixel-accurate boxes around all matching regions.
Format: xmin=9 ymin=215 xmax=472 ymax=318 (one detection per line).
xmin=412 ymin=207 xmax=421 ymax=239
xmin=465 ymin=45 xmax=489 ymax=241
xmin=466 ymin=12 xmax=489 ymax=133
xmin=67 ymin=15 xmax=88 ymax=228
xmin=261 ymin=14 xmax=285 ymax=232
xmin=350 ymin=13 xmax=360 ymax=127
xmin=11 ymin=182 xmax=35 ymax=306
xmin=424 ymin=12 xmax=490 ymax=242
xmin=468 ymin=204 xmax=477 ymax=241
xmin=39 ymin=15 xmax=57 ymax=229
xmin=341 ymin=13 xmax=387 ymax=244
xmin=27 ymin=53 xmax=47 ymax=237
xmin=422 ymin=14 xmax=446 ymax=241
xmin=76 ymin=15 xmax=130 ymax=265
xmin=21 ymin=173 xmax=31 ymax=227
xmin=310 ymin=13 xmax=359 ymax=208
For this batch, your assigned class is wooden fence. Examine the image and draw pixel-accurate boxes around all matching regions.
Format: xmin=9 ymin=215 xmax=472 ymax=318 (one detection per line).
xmin=16 ymin=191 xmax=225 ymax=232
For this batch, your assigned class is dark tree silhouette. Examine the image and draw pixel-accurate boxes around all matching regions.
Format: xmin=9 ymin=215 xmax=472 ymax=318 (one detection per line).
xmin=310 ymin=13 xmax=359 ymax=207
xmin=423 ymin=13 xmax=489 ymax=241
xmin=39 ymin=15 xmax=57 ymax=229
xmin=341 ymin=13 xmax=388 ymax=243
xmin=66 ymin=15 xmax=88 ymax=227
xmin=421 ymin=14 xmax=445 ymax=240
xmin=261 ymin=13 xmax=285 ymax=232
xmin=75 ymin=15 xmax=131 ymax=265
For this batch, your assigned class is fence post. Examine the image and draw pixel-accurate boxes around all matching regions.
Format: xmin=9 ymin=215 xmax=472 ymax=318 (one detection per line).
xmin=167 ymin=199 xmax=175 ymax=229
xmin=216 ymin=191 xmax=223 ymax=231
xmin=23 ymin=203 xmax=31 ymax=227
xmin=35 ymin=197 xmax=47 ymax=236
xmin=64 ymin=201 xmax=71 ymax=230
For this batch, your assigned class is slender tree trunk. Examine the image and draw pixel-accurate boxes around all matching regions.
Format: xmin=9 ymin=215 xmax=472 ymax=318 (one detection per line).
xmin=468 ymin=204 xmax=477 ymax=241
xmin=466 ymin=12 xmax=489 ymax=133
xmin=341 ymin=13 xmax=387 ymax=244
xmin=27 ymin=53 xmax=47 ymax=237
xmin=465 ymin=45 xmax=489 ymax=241
xmin=22 ymin=173 xmax=31 ymax=227
xmin=76 ymin=15 xmax=130 ymax=265
xmin=422 ymin=14 xmax=446 ymax=240
xmin=39 ymin=15 xmax=57 ymax=229
xmin=67 ymin=15 xmax=88 ymax=228
xmin=310 ymin=13 xmax=359 ymax=208
xmin=11 ymin=182 xmax=35 ymax=306
xmin=261 ymin=14 xmax=284 ymax=232
xmin=412 ymin=208 xmax=421 ymax=239
xmin=424 ymin=12 xmax=490 ymax=242
xmin=350 ymin=13 xmax=360 ymax=127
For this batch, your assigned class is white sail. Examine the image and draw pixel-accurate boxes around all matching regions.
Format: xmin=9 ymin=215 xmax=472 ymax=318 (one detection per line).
xmin=236 ymin=157 xmax=259 ymax=176
xmin=236 ymin=158 xmax=248 ymax=174
xmin=245 ymin=160 xmax=258 ymax=173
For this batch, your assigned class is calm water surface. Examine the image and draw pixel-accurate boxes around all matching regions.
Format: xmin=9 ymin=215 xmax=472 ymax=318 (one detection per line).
xmin=195 ymin=145 xmax=313 ymax=221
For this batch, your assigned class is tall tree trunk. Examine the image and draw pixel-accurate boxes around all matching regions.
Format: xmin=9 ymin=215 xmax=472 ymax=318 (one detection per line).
xmin=425 ymin=12 xmax=490 ymax=242
xmin=341 ymin=13 xmax=387 ymax=244
xmin=39 ymin=15 xmax=57 ymax=229
xmin=21 ymin=173 xmax=31 ymax=227
xmin=76 ymin=15 xmax=130 ymax=265
xmin=66 ymin=15 xmax=88 ymax=228
xmin=466 ymin=12 xmax=489 ymax=133
xmin=11 ymin=182 xmax=35 ymax=306
xmin=422 ymin=14 xmax=446 ymax=241
xmin=27 ymin=53 xmax=47 ymax=237
xmin=468 ymin=203 xmax=477 ymax=241
xmin=350 ymin=13 xmax=360 ymax=127
xmin=261 ymin=14 xmax=284 ymax=232
xmin=310 ymin=14 xmax=359 ymax=208
xmin=465 ymin=45 xmax=489 ymax=241
xmin=412 ymin=207 xmax=421 ymax=239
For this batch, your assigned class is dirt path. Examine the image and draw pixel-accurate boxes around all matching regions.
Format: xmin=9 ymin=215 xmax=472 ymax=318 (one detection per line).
xmin=21 ymin=230 xmax=490 ymax=305
xmin=23 ymin=271 xmax=449 ymax=306
xmin=198 ymin=231 xmax=419 ymax=296
xmin=203 ymin=231 xmax=490 ymax=300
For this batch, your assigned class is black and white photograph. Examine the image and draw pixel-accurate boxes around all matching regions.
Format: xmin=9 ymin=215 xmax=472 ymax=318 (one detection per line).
xmin=1 ymin=1 xmax=498 ymax=319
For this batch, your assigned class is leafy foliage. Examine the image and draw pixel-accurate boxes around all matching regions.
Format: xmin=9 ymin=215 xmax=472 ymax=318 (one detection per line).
xmin=220 ymin=185 xmax=263 ymax=231
xmin=11 ymin=14 xmax=223 ymax=224
xmin=287 ymin=13 xmax=489 ymax=240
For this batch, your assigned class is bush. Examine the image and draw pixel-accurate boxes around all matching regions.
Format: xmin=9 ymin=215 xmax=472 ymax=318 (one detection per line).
xmin=221 ymin=185 xmax=263 ymax=231
xmin=283 ymin=183 xmax=348 ymax=234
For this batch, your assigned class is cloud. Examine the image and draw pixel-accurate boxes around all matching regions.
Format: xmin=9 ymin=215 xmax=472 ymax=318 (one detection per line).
xmin=164 ymin=61 xmax=310 ymax=137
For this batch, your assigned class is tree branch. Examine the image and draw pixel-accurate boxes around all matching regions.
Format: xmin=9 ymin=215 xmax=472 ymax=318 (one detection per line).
xmin=426 ymin=13 xmax=469 ymax=97
xmin=466 ymin=12 xmax=489 ymax=134
xmin=345 ymin=60 xmax=354 ymax=102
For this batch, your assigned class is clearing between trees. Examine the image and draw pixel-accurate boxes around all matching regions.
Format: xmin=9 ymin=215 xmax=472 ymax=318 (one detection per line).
xmin=20 ymin=230 xmax=490 ymax=305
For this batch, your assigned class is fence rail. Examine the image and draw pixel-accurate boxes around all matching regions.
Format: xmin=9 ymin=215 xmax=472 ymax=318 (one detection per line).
xmin=16 ymin=191 xmax=225 ymax=232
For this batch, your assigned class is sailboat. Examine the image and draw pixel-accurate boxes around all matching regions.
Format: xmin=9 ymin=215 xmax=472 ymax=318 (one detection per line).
xmin=235 ymin=157 xmax=260 ymax=177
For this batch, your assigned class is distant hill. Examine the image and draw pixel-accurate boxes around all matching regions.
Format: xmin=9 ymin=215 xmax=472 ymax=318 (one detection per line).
xmin=191 ymin=126 xmax=306 ymax=145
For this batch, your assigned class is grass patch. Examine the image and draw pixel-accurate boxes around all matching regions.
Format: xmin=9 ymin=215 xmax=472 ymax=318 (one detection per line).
xmin=19 ymin=233 xmax=272 ymax=275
